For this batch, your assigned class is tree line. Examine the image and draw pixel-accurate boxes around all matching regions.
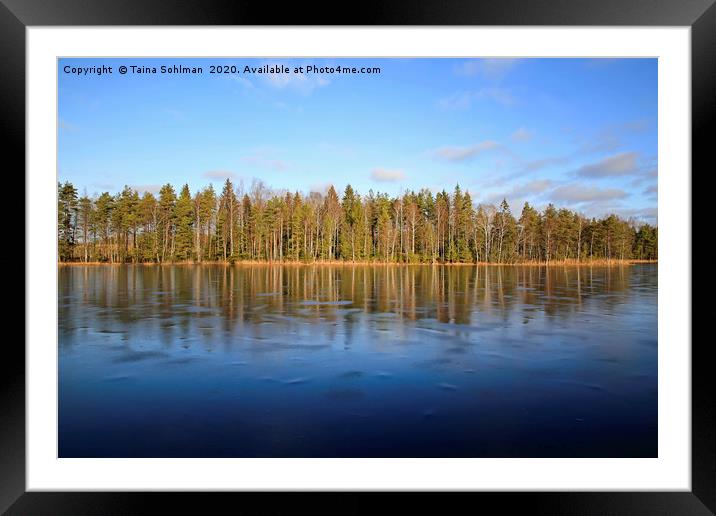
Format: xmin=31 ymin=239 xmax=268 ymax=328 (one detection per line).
xmin=58 ymin=180 xmax=658 ymax=264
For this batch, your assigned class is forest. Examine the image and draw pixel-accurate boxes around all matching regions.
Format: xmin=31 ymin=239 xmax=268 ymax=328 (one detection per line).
xmin=57 ymin=180 xmax=658 ymax=264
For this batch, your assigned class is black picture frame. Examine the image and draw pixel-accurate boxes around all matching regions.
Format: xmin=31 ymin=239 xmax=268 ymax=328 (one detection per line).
xmin=3 ymin=0 xmax=710 ymax=513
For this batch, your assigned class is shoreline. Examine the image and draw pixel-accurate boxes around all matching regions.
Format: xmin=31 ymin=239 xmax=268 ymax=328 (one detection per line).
xmin=58 ymin=259 xmax=657 ymax=267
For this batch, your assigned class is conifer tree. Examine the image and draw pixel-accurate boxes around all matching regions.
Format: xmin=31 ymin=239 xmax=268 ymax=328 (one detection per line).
xmin=57 ymin=180 xmax=658 ymax=264
xmin=173 ymin=184 xmax=194 ymax=261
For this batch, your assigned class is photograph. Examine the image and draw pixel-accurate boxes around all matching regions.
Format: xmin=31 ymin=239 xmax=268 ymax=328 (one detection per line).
xmin=56 ymin=57 xmax=658 ymax=458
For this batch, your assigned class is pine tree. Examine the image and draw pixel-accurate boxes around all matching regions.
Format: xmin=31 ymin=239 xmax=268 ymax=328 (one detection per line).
xmin=94 ymin=192 xmax=114 ymax=262
xmin=199 ymin=185 xmax=217 ymax=261
xmin=56 ymin=180 xmax=657 ymax=265
xmin=341 ymin=185 xmax=362 ymax=262
xmin=58 ymin=181 xmax=78 ymax=261
xmin=158 ymin=184 xmax=177 ymax=262
xmin=137 ymin=192 xmax=158 ymax=262
xmin=542 ymin=204 xmax=557 ymax=263
xmin=77 ymin=194 xmax=94 ymax=262
xmin=174 ymin=184 xmax=194 ymax=261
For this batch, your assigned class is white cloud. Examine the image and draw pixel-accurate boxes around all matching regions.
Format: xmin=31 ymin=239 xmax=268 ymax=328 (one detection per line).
xmin=618 ymin=206 xmax=658 ymax=223
xmin=433 ymin=140 xmax=500 ymax=162
xmin=204 ymin=170 xmax=240 ymax=180
xmin=129 ymin=184 xmax=162 ymax=195
xmin=240 ymin=154 xmax=288 ymax=171
xmin=309 ymin=182 xmax=335 ymax=194
xmin=371 ymin=168 xmax=406 ymax=182
xmin=574 ymin=152 xmax=639 ymax=178
xmin=512 ymin=179 xmax=554 ymax=197
xmin=484 ymin=179 xmax=554 ymax=205
xmin=523 ymin=156 xmax=568 ymax=172
xmin=229 ymin=75 xmax=254 ymax=89
xmin=511 ymin=127 xmax=533 ymax=142
xmin=456 ymin=58 xmax=520 ymax=80
xmin=262 ymin=62 xmax=330 ymax=95
xmin=549 ymin=184 xmax=629 ymax=203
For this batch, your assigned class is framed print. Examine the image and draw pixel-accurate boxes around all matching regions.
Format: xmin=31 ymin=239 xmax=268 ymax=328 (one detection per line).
xmin=4 ymin=0 xmax=712 ymax=513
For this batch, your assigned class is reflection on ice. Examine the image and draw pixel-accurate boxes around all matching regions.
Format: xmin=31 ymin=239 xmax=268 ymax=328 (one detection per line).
xmin=59 ymin=264 xmax=657 ymax=458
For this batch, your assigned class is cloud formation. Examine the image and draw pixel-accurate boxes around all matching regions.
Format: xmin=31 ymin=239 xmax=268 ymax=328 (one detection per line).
xmin=241 ymin=154 xmax=288 ymax=171
xmin=549 ymin=184 xmax=629 ymax=203
xmin=129 ymin=184 xmax=162 ymax=195
xmin=92 ymin=181 xmax=115 ymax=191
xmin=511 ymin=179 xmax=554 ymax=197
xmin=523 ymin=156 xmax=569 ymax=173
xmin=619 ymin=206 xmax=658 ymax=222
xmin=204 ymin=170 xmax=240 ymax=180
xmin=371 ymin=168 xmax=406 ymax=182
xmin=309 ymin=182 xmax=335 ymax=194
xmin=511 ymin=127 xmax=533 ymax=142
xmin=262 ymin=62 xmax=330 ymax=95
xmin=574 ymin=152 xmax=639 ymax=178
xmin=483 ymin=179 xmax=554 ymax=206
xmin=433 ymin=140 xmax=500 ymax=162
xmin=456 ymin=58 xmax=520 ymax=80
xmin=229 ymin=75 xmax=254 ymax=89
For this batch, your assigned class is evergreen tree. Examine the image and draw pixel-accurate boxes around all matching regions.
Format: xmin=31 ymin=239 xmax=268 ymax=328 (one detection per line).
xmin=341 ymin=185 xmax=361 ymax=262
xmin=137 ymin=192 xmax=158 ymax=262
xmin=58 ymin=182 xmax=78 ymax=261
xmin=77 ymin=194 xmax=94 ymax=262
xmin=174 ymin=184 xmax=194 ymax=261
xmin=158 ymin=184 xmax=177 ymax=262
xmin=57 ymin=180 xmax=658 ymax=265
xmin=94 ymin=192 xmax=114 ymax=262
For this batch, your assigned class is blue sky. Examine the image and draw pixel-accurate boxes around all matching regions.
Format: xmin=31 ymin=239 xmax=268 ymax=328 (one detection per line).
xmin=58 ymin=58 xmax=657 ymax=222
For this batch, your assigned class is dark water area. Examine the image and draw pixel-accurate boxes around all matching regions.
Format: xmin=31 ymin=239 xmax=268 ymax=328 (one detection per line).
xmin=58 ymin=264 xmax=657 ymax=457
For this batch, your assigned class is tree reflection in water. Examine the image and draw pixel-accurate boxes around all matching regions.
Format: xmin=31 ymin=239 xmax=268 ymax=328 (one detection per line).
xmin=58 ymin=264 xmax=657 ymax=458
